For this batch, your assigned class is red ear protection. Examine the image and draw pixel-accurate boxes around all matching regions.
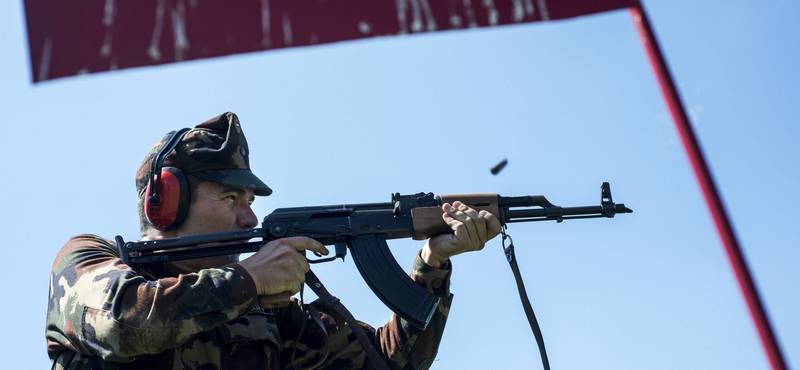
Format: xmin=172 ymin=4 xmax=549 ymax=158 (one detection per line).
xmin=144 ymin=128 xmax=191 ymax=231
xmin=144 ymin=167 xmax=189 ymax=230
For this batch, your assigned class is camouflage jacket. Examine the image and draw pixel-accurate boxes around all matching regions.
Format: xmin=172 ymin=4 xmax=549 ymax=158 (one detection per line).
xmin=47 ymin=235 xmax=454 ymax=370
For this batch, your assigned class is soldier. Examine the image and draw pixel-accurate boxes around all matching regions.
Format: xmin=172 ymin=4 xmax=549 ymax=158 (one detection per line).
xmin=46 ymin=112 xmax=501 ymax=369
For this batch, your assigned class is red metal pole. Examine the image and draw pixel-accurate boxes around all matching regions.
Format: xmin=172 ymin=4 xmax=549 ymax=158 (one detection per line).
xmin=628 ymin=4 xmax=787 ymax=370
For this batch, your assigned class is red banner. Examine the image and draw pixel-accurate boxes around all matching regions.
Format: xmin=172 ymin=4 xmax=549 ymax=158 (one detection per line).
xmin=24 ymin=0 xmax=639 ymax=82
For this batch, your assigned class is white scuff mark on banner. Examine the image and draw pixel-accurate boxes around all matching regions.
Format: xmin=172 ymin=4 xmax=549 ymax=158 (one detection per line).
xmin=525 ymin=0 xmax=536 ymax=17
xmin=512 ymin=0 xmax=523 ymax=22
xmin=461 ymin=0 xmax=478 ymax=28
xmin=100 ymin=0 xmax=116 ymax=58
xmin=396 ymin=0 xmax=436 ymax=34
xmin=396 ymin=0 xmax=408 ymax=34
xmin=358 ymin=21 xmax=373 ymax=35
xmin=172 ymin=1 xmax=190 ymax=61
xmin=482 ymin=0 xmax=498 ymax=25
xmin=147 ymin=0 xmax=191 ymax=62
xmin=511 ymin=0 xmax=535 ymax=22
xmin=261 ymin=0 xmax=271 ymax=48
xmin=448 ymin=0 xmax=462 ymax=28
xmin=420 ymin=0 xmax=437 ymax=31
xmin=410 ymin=0 xmax=423 ymax=32
xmin=282 ymin=11 xmax=293 ymax=46
xmin=148 ymin=0 xmax=166 ymax=61
xmin=100 ymin=33 xmax=113 ymax=58
xmin=524 ymin=0 xmax=534 ymax=16
xmin=38 ymin=36 xmax=52 ymax=81
xmin=102 ymin=0 xmax=115 ymax=27
xmin=537 ymin=0 xmax=550 ymax=20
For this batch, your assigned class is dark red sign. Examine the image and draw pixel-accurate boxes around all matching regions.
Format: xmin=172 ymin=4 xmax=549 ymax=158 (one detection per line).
xmin=24 ymin=0 xmax=639 ymax=82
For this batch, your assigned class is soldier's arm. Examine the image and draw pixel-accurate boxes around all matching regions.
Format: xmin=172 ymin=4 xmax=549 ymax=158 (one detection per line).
xmin=277 ymin=251 xmax=453 ymax=369
xmin=46 ymin=234 xmax=258 ymax=362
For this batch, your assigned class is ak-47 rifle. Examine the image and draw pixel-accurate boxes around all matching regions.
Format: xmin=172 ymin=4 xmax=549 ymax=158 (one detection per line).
xmin=115 ymin=182 xmax=632 ymax=331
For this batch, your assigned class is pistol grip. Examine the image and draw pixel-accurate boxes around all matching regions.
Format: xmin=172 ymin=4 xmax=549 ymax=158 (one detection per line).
xmin=348 ymin=235 xmax=440 ymax=330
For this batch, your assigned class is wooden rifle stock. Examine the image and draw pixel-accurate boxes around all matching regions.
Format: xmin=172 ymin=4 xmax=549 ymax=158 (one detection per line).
xmin=411 ymin=193 xmax=501 ymax=240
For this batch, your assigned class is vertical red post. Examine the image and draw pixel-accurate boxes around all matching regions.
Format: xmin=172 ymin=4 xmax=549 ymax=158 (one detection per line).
xmin=628 ymin=4 xmax=787 ymax=370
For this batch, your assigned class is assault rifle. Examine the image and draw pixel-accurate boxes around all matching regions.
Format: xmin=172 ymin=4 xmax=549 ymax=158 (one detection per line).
xmin=116 ymin=182 xmax=631 ymax=331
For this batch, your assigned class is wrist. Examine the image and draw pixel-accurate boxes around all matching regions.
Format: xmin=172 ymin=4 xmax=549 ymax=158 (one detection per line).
xmin=421 ymin=244 xmax=447 ymax=268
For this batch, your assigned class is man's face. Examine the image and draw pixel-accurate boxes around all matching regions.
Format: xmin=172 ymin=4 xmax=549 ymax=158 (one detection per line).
xmin=167 ymin=180 xmax=258 ymax=272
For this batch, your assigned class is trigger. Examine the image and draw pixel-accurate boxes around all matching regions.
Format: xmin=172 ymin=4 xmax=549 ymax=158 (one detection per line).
xmin=335 ymin=240 xmax=348 ymax=262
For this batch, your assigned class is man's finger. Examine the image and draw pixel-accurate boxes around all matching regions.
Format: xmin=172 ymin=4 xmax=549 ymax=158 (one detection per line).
xmin=442 ymin=203 xmax=468 ymax=236
xmin=283 ymin=236 xmax=329 ymax=255
xmin=295 ymin=252 xmax=311 ymax=274
xmin=460 ymin=204 xmax=488 ymax=243
xmin=482 ymin=211 xmax=503 ymax=238
xmin=452 ymin=201 xmax=482 ymax=246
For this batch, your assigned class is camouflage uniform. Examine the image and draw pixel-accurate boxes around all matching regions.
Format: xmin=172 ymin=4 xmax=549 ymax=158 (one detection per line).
xmin=46 ymin=235 xmax=453 ymax=370
xmin=46 ymin=113 xmax=455 ymax=370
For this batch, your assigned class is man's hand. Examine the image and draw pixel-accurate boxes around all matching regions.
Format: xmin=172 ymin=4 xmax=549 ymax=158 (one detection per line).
xmin=237 ymin=236 xmax=328 ymax=305
xmin=421 ymin=201 xmax=502 ymax=268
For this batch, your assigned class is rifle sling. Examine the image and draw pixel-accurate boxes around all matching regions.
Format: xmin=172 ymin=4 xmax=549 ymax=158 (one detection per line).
xmin=290 ymin=284 xmax=330 ymax=370
xmin=502 ymin=230 xmax=551 ymax=370
xmin=305 ymin=270 xmax=391 ymax=370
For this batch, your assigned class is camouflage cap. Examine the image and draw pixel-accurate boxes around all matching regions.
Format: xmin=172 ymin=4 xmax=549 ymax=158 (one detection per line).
xmin=136 ymin=112 xmax=272 ymax=196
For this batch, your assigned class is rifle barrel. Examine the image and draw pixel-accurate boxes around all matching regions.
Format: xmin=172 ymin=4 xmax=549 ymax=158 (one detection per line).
xmin=505 ymin=204 xmax=632 ymax=223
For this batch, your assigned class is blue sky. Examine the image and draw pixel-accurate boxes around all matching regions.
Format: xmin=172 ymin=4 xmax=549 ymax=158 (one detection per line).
xmin=1 ymin=1 xmax=798 ymax=369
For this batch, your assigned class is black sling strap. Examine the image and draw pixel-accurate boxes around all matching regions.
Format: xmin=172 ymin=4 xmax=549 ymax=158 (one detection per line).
xmin=304 ymin=270 xmax=391 ymax=370
xmin=502 ymin=228 xmax=551 ymax=370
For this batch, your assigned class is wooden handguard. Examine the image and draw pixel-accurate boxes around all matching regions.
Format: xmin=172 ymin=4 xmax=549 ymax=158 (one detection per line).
xmin=410 ymin=193 xmax=500 ymax=240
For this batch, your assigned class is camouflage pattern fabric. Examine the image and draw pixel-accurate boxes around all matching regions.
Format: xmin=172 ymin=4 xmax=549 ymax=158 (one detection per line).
xmin=46 ymin=235 xmax=454 ymax=370
xmin=136 ymin=112 xmax=272 ymax=197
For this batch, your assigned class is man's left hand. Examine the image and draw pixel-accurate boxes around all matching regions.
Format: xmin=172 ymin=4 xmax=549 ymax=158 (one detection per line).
xmin=421 ymin=201 xmax=502 ymax=268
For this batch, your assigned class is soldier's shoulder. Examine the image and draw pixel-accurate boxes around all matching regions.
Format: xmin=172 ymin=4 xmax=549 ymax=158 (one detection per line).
xmin=52 ymin=234 xmax=120 ymax=268
xmin=62 ymin=234 xmax=117 ymax=252
xmin=67 ymin=234 xmax=115 ymax=245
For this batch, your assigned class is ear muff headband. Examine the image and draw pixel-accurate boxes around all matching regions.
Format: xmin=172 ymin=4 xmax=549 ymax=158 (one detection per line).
xmin=145 ymin=128 xmax=191 ymax=231
xmin=147 ymin=128 xmax=191 ymax=205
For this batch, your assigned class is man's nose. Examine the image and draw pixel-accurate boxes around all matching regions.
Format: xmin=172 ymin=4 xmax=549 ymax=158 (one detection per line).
xmin=238 ymin=205 xmax=258 ymax=229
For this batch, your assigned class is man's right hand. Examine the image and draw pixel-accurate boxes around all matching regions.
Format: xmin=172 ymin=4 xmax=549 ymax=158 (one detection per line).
xmin=237 ymin=237 xmax=329 ymax=300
